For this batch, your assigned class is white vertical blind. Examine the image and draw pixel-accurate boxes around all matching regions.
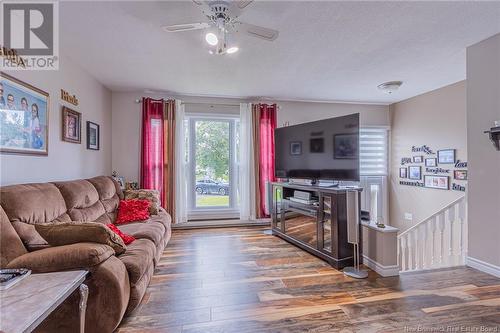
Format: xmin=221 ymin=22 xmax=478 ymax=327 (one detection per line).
xmin=360 ymin=127 xmax=389 ymax=176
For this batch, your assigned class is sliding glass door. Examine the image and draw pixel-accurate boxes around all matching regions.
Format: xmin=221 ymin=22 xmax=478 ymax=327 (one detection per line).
xmin=187 ymin=115 xmax=239 ymax=219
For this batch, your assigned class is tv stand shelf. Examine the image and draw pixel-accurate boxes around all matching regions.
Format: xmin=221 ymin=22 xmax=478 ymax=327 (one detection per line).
xmin=271 ymin=182 xmax=363 ymax=269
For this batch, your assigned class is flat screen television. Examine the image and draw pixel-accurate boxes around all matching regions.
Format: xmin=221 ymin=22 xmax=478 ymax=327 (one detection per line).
xmin=275 ymin=113 xmax=360 ymax=181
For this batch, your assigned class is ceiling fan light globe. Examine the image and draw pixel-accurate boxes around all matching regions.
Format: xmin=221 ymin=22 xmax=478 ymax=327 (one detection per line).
xmin=205 ymin=32 xmax=219 ymax=46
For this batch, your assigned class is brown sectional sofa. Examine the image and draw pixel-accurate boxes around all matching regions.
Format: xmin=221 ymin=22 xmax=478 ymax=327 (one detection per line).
xmin=0 ymin=176 xmax=172 ymax=332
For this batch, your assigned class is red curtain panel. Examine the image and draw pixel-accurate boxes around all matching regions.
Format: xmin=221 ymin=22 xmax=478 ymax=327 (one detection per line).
xmin=258 ymin=103 xmax=277 ymax=217
xmin=140 ymin=98 xmax=165 ymax=207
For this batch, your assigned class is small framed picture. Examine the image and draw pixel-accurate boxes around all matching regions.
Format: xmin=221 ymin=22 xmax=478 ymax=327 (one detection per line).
xmin=425 ymin=158 xmax=437 ymax=167
xmin=425 ymin=175 xmax=449 ymax=190
xmin=290 ymin=141 xmax=302 ymax=155
xmin=86 ymin=121 xmax=100 ymax=150
xmin=309 ymin=138 xmax=324 ymax=153
xmin=408 ymin=166 xmax=421 ymax=180
xmin=334 ymin=133 xmax=358 ymax=159
xmin=438 ymin=149 xmax=455 ymax=164
xmin=413 ymin=156 xmax=423 ymax=163
xmin=113 ymin=176 xmax=126 ymax=190
xmin=454 ymin=170 xmax=468 ymax=180
xmin=399 ymin=167 xmax=407 ymax=178
xmin=62 ymin=106 xmax=81 ymax=144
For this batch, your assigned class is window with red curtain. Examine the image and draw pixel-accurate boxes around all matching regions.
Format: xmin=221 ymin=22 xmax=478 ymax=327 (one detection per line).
xmin=258 ymin=103 xmax=277 ymax=217
xmin=140 ymin=98 xmax=165 ymax=206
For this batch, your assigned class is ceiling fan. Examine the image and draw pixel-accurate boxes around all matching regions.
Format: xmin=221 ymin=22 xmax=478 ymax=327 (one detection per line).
xmin=162 ymin=0 xmax=279 ymax=55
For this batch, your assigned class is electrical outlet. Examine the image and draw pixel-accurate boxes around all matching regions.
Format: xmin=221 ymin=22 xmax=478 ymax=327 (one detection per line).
xmin=404 ymin=213 xmax=413 ymax=221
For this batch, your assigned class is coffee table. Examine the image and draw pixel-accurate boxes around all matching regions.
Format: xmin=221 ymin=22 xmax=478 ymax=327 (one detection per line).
xmin=0 ymin=270 xmax=88 ymax=333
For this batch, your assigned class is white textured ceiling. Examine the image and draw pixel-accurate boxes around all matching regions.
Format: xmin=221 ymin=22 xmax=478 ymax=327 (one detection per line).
xmin=60 ymin=1 xmax=500 ymax=104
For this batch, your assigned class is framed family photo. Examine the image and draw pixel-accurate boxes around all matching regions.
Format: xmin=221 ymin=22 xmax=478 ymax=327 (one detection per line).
xmin=438 ymin=149 xmax=455 ymax=164
xmin=62 ymin=106 xmax=81 ymax=144
xmin=86 ymin=121 xmax=100 ymax=150
xmin=0 ymin=72 xmax=49 ymax=155
xmin=454 ymin=170 xmax=468 ymax=180
xmin=425 ymin=158 xmax=437 ymax=167
xmin=425 ymin=175 xmax=449 ymax=190
xmin=409 ymin=166 xmax=421 ymax=180
xmin=413 ymin=156 xmax=423 ymax=163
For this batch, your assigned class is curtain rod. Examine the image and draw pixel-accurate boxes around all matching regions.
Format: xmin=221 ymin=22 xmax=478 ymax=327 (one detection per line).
xmin=134 ymin=98 xmax=239 ymax=107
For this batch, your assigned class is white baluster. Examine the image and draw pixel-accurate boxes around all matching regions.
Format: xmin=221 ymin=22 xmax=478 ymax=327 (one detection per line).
xmin=449 ymin=204 xmax=456 ymax=259
xmin=458 ymin=199 xmax=466 ymax=261
xmin=429 ymin=217 xmax=436 ymax=267
xmin=413 ymin=230 xmax=419 ymax=270
xmin=438 ymin=213 xmax=445 ymax=266
xmin=407 ymin=233 xmax=413 ymax=271
xmin=421 ymin=224 xmax=427 ymax=269
xmin=400 ymin=236 xmax=406 ymax=271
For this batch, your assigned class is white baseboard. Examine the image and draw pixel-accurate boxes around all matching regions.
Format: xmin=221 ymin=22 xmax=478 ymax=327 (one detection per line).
xmin=362 ymin=255 xmax=399 ymax=277
xmin=466 ymin=256 xmax=500 ymax=278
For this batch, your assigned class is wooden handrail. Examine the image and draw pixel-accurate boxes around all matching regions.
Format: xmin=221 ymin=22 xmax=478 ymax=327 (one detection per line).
xmin=397 ymin=195 xmax=466 ymax=238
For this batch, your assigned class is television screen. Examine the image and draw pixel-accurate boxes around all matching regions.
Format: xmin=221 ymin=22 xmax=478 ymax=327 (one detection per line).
xmin=275 ymin=113 xmax=360 ymax=181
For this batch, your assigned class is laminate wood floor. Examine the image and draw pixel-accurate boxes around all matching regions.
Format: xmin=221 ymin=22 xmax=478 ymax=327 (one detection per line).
xmin=117 ymin=226 xmax=500 ymax=333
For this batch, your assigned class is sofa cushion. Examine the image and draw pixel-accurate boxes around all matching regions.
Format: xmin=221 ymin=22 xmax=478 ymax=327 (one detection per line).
xmin=0 ymin=183 xmax=70 ymax=224
xmin=115 ymin=199 xmax=150 ymax=225
xmin=117 ymin=221 xmax=165 ymax=247
xmin=35 ymin=222 xmax=127 ymax=255
xmin=53 ymin=180 xmax=108 ymax=223
xmin=150 ymin=209 xmax=172 ymax=231
xmin=124 ymin=189 xmax=160 ymax=215
xmin=11 ymin=221 xmax=50 ymax=251
xmin=87 ymin=176 xmax=122 ymax=218
xmin=7 ymin=242 xmax=115 ymax=273
xmin=118 ymin=238 xmax=156 ymax=285
xmin=0 ymin=205 xmax=27 ymax=267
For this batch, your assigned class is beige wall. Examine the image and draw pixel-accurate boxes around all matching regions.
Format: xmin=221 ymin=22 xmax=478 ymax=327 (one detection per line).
xmin=1 ymin=56 xmax=112 ymax=185
xmin=111 ymin=92 xmax=390 ymax=183
xmin=466 ymin=33 xmax=500 ymax=268
xmin=389 ymin=81 xmax=467 ymax=232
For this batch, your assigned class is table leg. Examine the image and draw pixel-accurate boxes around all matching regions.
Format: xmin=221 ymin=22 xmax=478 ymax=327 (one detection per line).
xmin=79 ymin=284 xmax=89 ymax=333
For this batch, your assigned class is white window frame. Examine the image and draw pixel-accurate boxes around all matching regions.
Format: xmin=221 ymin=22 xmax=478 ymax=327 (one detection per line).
xmin=185 ymin=113 xmax=240 ymax=220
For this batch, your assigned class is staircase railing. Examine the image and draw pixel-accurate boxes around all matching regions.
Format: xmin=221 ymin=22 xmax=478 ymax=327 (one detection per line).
xmin=397 ymin=195 xmax=467 ymax=273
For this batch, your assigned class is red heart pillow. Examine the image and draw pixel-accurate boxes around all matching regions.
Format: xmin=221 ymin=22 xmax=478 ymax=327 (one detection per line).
xmin=115 ymin=199 xmax=150 ymax=225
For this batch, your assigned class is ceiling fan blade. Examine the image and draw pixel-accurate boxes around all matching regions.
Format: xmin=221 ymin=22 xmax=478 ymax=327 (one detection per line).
xmin=236 ymin=1 xmax=253 ymax=9
xmin=162 ymin=22 xmax=211 ymax=32
xmin=236 ymin=22 xmax=279 ymax=41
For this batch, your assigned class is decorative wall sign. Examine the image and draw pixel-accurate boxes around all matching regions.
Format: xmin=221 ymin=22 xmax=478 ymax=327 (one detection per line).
xmin=413 ymin=156 xmax=423 ymax=163
xmin=409 ymin=166 xmax=421 ymax=180
xmin=401 ymin=157 xmax=413 ymax=165
xmin=424 ymin=175 xmax=449 ymax=190
xmin=454 ymin=170 xmax=467 ymax=180
xmin=425 ymin=158 xmax=437 ymax=167
xmin=399 ymin=180 xmax=424 ymax=187
xmin=452 ymin=183 xmax=466 ymax=192
xmin=455 ymin=160 xmax=467 ymax=168
xmin=399 ymin=167 xmax=407 ymax=178
xmin=437 ymin=149 xmax=455 ymax=164
xmin=426 ymin=167 xmax=451 ymax=174
xmin=412 ymin=145 xmax=434 ymax=154
xmin=60 ymin=89 xmax=79 ymax=106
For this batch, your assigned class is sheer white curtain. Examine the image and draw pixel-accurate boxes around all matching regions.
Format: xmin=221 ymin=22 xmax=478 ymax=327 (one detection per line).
xmin=239 ymin=103 xmax=257 ymax=220
xmin=174 ymin=100 xmax=188 ymax=223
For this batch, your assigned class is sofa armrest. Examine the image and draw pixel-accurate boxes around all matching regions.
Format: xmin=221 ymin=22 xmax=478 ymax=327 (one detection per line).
xmin=6 ymin=242 xmax=115 ymax=273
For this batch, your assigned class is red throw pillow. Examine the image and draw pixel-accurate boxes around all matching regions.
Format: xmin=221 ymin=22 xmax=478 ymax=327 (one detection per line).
xmin=115 ymin=199 xmax=150 ymax=225
xmin=107 ymin=224 xmax=135 ymax=245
